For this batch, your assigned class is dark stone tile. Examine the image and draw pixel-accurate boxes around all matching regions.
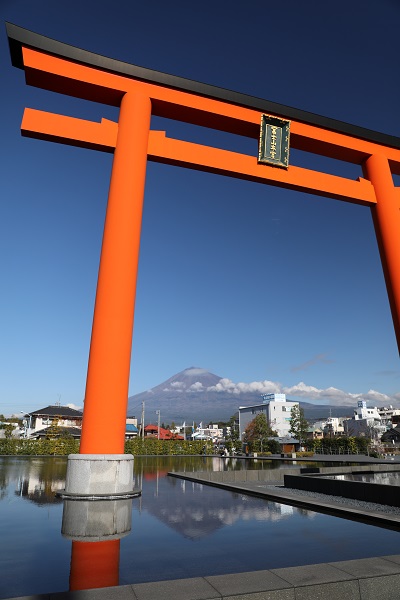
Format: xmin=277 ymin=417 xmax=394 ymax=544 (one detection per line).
xmin=226 ymin=590 xmax=295 ymax=600
xmin=270 ymin=563 xmax=355 ymax=586
xmin=205 ymin=569 xmax=292 ymax=595
xmin=50 ymin=585 xmax=137 ymax=600
xmin=331 ymin=557 xmax=400 ymax=578
xmin=295 ymin=580 xmax=360 ymax=600
xmin=381 ymin=554 xmax=400 ymax=566
xmin=359 ymin=574 xmax=400 ymax=600
xmin=133 ymin=577 xmax=220 ymax=600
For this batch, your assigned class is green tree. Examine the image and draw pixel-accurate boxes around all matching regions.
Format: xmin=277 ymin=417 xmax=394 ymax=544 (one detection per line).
xmin=224 ymin=414 xmax=240 ymax=453
xmin=244 ymin=413 xmax=277 ymax=452
xmin=45 ymin=418 xmax=62 ymax=439
xmin=227 ymin=414 xmax=239 ymax=442
xmin=3 ymin=424 xmax=14 ymax=439
xmin=289 ymin=405 xmax=309 ymax=444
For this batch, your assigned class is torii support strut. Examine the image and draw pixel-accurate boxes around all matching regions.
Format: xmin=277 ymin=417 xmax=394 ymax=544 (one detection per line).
xmin=7 ymin=23 xmax=400 ymax=467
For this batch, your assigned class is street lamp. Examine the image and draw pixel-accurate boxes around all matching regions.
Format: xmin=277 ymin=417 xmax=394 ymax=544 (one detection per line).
xmin=20 ymin=411 xmax=33 ymax=438
xmin=155 ymin=410 xmax=160 ymax=440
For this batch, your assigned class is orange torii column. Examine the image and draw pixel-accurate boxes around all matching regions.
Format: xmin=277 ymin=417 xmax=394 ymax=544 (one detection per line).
xmin=64 ymin=91 xmax=151 ymax=497
xmin=363 ymin=154 xmax=400 ymax=352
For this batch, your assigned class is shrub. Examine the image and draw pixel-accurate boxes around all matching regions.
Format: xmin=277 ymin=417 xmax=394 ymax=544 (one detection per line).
xmin=0 ymin=437 xmax=214 ymax=456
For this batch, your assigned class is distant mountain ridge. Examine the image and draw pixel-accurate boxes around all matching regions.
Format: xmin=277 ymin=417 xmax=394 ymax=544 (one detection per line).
xmin=127 ymin=367 xmax=354 ymax=423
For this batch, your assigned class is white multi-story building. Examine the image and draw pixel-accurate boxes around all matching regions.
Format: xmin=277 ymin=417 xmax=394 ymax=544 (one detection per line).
xmin=192 ymin=423 xmax=224 ymax=441
xmin=345 ymin=400 xmax=386 ymax=439
xmin=238 ymin=393 xmax=298 ymax=439
xmin=324 ymin=417 xmax=345 ymax=436
xmin=354 ymin=400 xmax=382 ymax=423
xmin=376 ymin=406 xmax=400 ymax=427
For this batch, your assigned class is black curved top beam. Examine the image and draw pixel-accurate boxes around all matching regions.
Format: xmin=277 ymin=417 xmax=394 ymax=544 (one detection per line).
xmin=6 ymin=21 xmax=400 ymax=151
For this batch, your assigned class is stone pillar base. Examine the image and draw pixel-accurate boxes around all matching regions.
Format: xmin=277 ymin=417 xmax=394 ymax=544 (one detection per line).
xmin=59 ymin=454 xmax=141 ymax=500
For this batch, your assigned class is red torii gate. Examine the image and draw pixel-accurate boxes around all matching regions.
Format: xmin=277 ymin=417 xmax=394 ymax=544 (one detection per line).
xmin=7 ymin=23 xmax=400 ymax=458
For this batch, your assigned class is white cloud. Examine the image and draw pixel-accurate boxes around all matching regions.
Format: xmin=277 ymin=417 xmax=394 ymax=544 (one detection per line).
xmin=66 ymin=403 xmax=83 ymax=411
xmin=280 ymin=383 xmax=393 ymax=406
xmin=207 ymin=378 xmax=280 ymax=395
xmin=183 ymin=368 xmax=208 ymax=376
xmin=189 ymin=382 xmax=204 ymax=392
xmin=170 ymin=381 xmax=186 ymax=389
xmin=363 ymin=389 xmax=392 ymax=403
xmin=207 ymin=377 xmax=398 ymax=407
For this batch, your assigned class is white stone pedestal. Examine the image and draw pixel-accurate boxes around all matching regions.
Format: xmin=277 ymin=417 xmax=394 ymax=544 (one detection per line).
xmin=61 ymin=454 xmax=140 ymax=499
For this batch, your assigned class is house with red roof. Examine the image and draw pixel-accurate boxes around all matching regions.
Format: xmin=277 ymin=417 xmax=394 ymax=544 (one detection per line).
xmin=144 ymin=424 xmax=184 ymax=440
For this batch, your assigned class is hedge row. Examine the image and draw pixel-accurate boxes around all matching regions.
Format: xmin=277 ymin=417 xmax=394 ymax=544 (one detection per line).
xmin=305 ymin=436 xmax=369 ymax=454
xmin=124 ymin=438 xmax=213 ymax=455
xmin=0 ymin=438 xmax=80 ymax=455
xmin=0 ymin=438 xmax=214 ymax=456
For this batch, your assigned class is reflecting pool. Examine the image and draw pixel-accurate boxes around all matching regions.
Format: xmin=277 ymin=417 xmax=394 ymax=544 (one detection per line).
xmin=1 ymin=456 xmax=400 ymax=599
xmin=326 ymin=471 xmax=400 ymax=485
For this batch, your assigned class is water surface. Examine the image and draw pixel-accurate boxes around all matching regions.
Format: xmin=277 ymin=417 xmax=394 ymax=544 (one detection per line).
xmin=326 ymin=471 xmax=400 ymax=485
xmin=1 ymin=456 xmax=400 ymax=599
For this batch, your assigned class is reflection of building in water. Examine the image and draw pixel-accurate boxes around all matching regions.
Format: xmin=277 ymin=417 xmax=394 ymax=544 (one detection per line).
xmin=14 ymin=457 xmax=67 ymax=505
xmin=16 ymin=477 xmax=64 ymax=504
xmin=331 ymin=472 xmax=400 ymax=486
xmin=139 ymin=473 xmax=312 ymax=540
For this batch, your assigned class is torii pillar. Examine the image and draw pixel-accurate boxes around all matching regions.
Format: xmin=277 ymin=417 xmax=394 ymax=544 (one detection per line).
xmin=64 ymin=92 xmax=150 ymax=498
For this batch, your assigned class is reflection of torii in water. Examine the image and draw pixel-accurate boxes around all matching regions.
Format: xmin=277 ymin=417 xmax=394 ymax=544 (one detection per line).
xmin=7 ymin=21 xmax=400 ymax=590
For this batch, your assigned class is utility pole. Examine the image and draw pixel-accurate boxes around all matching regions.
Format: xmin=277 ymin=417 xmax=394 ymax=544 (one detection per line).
xmin=141 ymin=401 xmax=145 ymax=440
xmin=156 ymin=410 xmax=160 ymax=440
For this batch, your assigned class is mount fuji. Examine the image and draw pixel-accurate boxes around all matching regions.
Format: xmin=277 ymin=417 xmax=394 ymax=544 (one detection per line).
xmin=127 ymin=367 xmax=351 ymax=424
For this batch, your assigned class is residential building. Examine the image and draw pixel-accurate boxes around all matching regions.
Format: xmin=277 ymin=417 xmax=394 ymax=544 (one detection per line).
xmin=376 ymin=406 xmax=400 ymax=428
xmin=24 ymin=405 xmax=83 ymax=435
xmin=144 ymin=424 xmax=184 ymax=440
xmin=323 ymin=417 xmax=345 ymax=436
xmin=354 ymin=400 xmax=382 ymax=422
xmin=191 ymin=423 xmax=224 ymax=442
xmin=306 ymin=426 xmax=324 ymax=440
xmin=125 ymin=416 xmax=139 ymax=439
xmin=344 ymin=400 xmax=386 ymax=439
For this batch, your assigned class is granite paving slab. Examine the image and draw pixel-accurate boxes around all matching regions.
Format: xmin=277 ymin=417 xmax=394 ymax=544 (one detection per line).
xmin=222 ymin=590 xmax=295 ymax=600
xmin=294 ymin=579 xmax=361 ymax=600
xmin=204 ymin=569 xmax=292 ymax=596
xmin=132 ymin=577 xmax=220 ymax=600
xmin=51 ymin=586 xmax=137 ymax=600
xmin=330 ymin=556 xmax=400 ymax=578
xmin=269 ymin=563 xmax=355 ymax=586
xmin=358 ymin=573 xmax=400 ymax=600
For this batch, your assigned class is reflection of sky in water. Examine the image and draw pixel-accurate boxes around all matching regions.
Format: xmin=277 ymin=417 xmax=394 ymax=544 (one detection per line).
xmin=1 ymin=456 xmax=400 ymax=597
xmin=327 ymin=472 xmax=400 ymax=485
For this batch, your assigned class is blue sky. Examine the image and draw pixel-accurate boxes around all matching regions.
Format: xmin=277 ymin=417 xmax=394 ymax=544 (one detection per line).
xmin=1 ymin=0 xmax=400 ymax=415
